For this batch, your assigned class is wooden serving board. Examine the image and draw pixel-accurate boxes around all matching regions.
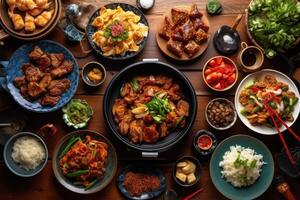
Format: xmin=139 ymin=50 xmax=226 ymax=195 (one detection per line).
xmin=156 ymin=5 xmax=211 ymax=61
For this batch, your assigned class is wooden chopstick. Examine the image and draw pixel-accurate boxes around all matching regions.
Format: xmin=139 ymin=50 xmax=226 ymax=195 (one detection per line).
xmin=264 ymin=104 xmax=297 ymax=166
xmin=182 ymin=188 xmax=204 ymax=200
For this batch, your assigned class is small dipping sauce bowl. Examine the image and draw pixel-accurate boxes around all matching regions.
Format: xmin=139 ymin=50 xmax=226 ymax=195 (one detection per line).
xmin=82 ymin=61 xmax=106 ymax=87
xmin=193 ymin=130 xmax=217 ymax=158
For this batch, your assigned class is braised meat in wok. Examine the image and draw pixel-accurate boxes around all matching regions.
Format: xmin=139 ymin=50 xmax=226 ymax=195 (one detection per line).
xmin=112 ymin=75 xmax=190 ymax=144
xmin=13 ymin=46 xmax=74 ymax=106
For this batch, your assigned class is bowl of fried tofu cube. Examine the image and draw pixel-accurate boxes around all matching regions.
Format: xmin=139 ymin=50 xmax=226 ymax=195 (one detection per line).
xmin=173 ymin=156 xmax=201 ymax=187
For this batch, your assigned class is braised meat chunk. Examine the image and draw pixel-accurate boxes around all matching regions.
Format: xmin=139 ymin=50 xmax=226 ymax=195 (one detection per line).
xmin=194 ymin=29 xmax=208 ymax=45
xmin=189 ymin=4 xmax=203 ymax=19
xmin=13 ymin=76 xmax=27 ymax=88
xmin=167 ymin=39 xmax=183 ymax=57
xmin=24 ymin=66 xmax=42 ymax=82
xmin=48 ymin=79 xmax=71 ymax=96
xmin=171 ymin=27 xmax=184 ymax=42
xmin=21 ymin=63 xmax=34 ymax=73
xmin=159 ymin=17 xmax=173 ymax=41
xmin=192 ymin=18 xmax=208 ymax=32
xmin=50 ymin=53 xmax=64 ymax=68
xmin=28 ymin=82 xmax=45 ymax=98
xmin=184 ymin=40 xmax=200 ymax=57
xmin=39 ymin=73 xmax=52 ymax=89
xmin=36 ymin=54 xmax=52 ymax=72
xmin=40 ymin=94 xmax=60 ymax=106
xmin=51 ymin=60 xmax=74 ymax=78
xmin=171 ymin=8 xmax=189 ymax=25
xmin=179 ymin=20 xmax=194 ymax=42
xmin=29 ymin=46 xmax=44 ymax=60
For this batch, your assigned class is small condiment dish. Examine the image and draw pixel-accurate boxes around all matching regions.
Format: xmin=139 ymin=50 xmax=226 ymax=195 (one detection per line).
xmin=3 ymin=132 xmax=48 ymax=177
xmin=173 ymin=156 xmax=201 ymax=188
xmin=82 ymin=61 xmax=106 ymax=87
xmin=193 ymin=129 xmax=217 ymax=158
xmin=205 ymin=98 xmax=237 ymax=130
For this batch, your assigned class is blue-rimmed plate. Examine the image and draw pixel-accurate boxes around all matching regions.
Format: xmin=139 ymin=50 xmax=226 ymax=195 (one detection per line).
xmin=86 ymin=3 xmax=149 ymax=60
xmin=117 ymin=165 xmax=166 ymax=199
xmin=4 ymin=40 xmax=79 ymax=113
xmin=210 ymin=135 xmax=274 ymax=200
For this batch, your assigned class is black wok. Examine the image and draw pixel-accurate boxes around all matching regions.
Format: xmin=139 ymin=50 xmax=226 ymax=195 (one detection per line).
xmin=103 ymin=61 xmax=197 ymax=157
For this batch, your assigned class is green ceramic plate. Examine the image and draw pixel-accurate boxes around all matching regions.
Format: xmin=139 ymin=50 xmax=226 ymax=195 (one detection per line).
xmin=210 ymin=135 xmax=274 ymax=200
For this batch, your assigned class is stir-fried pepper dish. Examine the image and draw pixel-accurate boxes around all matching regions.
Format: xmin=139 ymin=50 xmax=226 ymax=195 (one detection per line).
xmin=239 ymin=75 xmax=298 ymax=126
xmin=112 ymin=75 xmax=190 ymax=144
xmin=59 ymin=136 xmax=108 ymax=190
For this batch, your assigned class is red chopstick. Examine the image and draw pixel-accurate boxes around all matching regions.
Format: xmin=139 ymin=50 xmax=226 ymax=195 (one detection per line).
xmin=182 ymin=188 xmax=204 ymax=200
xmin=268 ymin=109 xmax=296 ymax=165
xmin=268 ymin=108 xmax=300 ymax=142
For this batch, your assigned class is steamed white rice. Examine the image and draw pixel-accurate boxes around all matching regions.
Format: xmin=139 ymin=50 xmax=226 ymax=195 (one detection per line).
xmin=219 ymin=145 xmax=265 ymax=187
xmin=11 ymin=136 xmax=46 ymax=171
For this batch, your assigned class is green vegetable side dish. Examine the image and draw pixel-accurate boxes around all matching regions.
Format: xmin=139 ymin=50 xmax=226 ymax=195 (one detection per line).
xmin=206 ymin=0 xmax=222 ymax=15
xmin=248 ymin=0 xmax=300 ymax=58
xmin=62 ymin=99 xmax=93 ymax=129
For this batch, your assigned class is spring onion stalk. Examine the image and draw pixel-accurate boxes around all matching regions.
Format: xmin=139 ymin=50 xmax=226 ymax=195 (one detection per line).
xmin=59 ymin=137 xmax=82 ymax=159
xmin=67 ymin=169 xmax=89 ymax=178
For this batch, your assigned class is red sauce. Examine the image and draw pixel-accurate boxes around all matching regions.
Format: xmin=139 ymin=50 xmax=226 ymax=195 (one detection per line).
xmin=197 ymin=135 xmax=212 ymax=150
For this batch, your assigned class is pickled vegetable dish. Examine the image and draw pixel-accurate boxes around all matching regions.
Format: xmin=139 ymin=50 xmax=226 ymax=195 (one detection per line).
xmin=112 ymin=75 xmax=190 ymax=144
xmin=59 ymin=135 xmax=108 ymax=190
xmin=239 ymin=75 xmax=298 ymax=126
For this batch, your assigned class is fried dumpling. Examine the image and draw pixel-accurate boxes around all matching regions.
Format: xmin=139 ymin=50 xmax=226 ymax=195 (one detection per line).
xmin=16 ymin=0 xmax=37 ymax=11
xmin=28 ymin=7 xmax=43 ymax=16
xmin=6 ymin=0 xmax=16 ymax=10
xmin=25 ymin=12 xmax=36 ymax=32
xmin=8 ymin=9 xmax=25 ymax=30
xmin=34 ymin=9 xmax=53 ymax=27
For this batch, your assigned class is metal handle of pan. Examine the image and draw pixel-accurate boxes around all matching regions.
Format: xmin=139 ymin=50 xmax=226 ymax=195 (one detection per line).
xmin=142 ymin=58 xmax=159 ymax=62
xmin=142 ymin=152 xmax=158 ymax=158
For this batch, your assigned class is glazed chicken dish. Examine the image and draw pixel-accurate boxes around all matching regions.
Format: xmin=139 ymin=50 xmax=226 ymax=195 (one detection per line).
xmin=112 ymin=75 xmax=190 ymax=144
xmin=239 ymin=75 xmax=298 ymax=126
xmin=13 ymin=46 xmax=74 ymax=106
xmin=59 ymin=135 xmax=108 ymax=188
xmin=159 ymin=4 xmax=209 ymax=58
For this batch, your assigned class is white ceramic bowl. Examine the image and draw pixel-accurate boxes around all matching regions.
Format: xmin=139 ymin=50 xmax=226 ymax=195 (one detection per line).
xmin=235 ymin=69 xmax=300 ymax=135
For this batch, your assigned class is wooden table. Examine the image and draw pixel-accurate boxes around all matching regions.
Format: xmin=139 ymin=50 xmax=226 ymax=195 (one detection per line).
xmin=0 ymin=0 xmax=299 ymax=199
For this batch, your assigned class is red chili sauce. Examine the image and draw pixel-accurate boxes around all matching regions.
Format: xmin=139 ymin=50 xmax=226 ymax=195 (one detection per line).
xmin=197 ymin=135 xmax=212 ymax=150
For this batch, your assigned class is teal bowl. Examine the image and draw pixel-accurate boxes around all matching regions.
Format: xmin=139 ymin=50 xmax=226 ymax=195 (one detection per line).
xmin=52 ymin=130 xmax=118 ymax=194
xmin=3 ymin=132 xmax=48 ymax=177
xmin=210 ymin=135 xmax=274 ymax=200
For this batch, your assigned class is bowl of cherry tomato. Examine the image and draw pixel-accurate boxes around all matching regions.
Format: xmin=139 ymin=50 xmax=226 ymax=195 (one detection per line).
xmin=203 ymin=56 xmax=238 ymax=91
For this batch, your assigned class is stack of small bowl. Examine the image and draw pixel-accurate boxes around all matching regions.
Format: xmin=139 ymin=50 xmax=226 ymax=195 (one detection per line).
xmin=0 ymin=0 xmax=61 ymax=41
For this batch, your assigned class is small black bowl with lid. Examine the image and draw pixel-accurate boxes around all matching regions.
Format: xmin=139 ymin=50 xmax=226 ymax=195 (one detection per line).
xmin=193 ymin=130 xmax=217 ymax=158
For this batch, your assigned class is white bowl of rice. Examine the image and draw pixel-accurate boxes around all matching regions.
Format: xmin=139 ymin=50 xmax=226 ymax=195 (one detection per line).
xmin=3 ymin=132 xmax=48 ymax=177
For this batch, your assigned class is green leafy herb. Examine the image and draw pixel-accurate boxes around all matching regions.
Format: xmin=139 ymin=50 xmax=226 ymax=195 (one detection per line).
xmin=67 ymin=169 xmax=89 ymax=178
xmin=146 ymin=96 xmax=172 ymax=123
xmin=132 ymin=78 xmax=139 ymax=92
xmin=248 ymin=0 xmax=300 ymax=58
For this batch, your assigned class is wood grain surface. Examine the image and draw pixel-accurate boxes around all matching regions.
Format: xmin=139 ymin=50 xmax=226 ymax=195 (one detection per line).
xmin=0 ymin=0 xmax=299 ymax=200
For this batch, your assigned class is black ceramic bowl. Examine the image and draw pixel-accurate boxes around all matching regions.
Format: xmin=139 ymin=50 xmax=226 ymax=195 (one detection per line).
xmin=173 ymin=156 xmax=201 ymax=188
xmin=103 ymin=61 xmax=197 ymax=155
xmin=193 ymin=129 xmax=217 ymax=158
xmin=82 ymin=61 xmax=106 ymax=87
xmin=86 ymin=3 xmax=149 ymax=61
